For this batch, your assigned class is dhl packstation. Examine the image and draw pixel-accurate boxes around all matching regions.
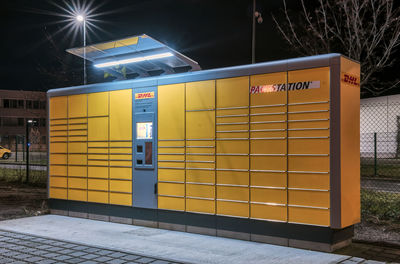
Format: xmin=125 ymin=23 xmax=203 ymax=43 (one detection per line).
xmin=47 ymin=53 xmax=360 ymax=251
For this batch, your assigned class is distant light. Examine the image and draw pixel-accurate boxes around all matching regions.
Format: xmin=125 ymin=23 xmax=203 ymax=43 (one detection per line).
xmin=76 ymin=15 xmax=84 ymax=22
xmin=27 ymin=120 xmax=33 ymax=124
xmin=94 ymin=52 xmax=174 ymax=68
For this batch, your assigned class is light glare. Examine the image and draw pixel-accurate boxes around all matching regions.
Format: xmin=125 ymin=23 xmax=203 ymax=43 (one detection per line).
xmin=76 ymin=15 xmax=84 ymax=22
xmin=94 ymin=52 xmax=174 ymax=68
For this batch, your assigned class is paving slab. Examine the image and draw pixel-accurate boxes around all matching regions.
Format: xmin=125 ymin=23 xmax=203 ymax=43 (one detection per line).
xmin=0 ymin=215 xmax=385 ymax=264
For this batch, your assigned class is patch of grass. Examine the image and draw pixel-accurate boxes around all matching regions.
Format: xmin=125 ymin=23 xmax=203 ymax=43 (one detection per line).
xmin=361 ymin=190 xmax=400 ymax=223
xmin=0 ymin=168 xmax=47 ymax=187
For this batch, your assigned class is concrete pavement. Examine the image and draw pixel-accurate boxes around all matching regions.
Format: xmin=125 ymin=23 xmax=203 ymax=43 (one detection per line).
xmin=0 ymin=215 xmax=386 ymax=264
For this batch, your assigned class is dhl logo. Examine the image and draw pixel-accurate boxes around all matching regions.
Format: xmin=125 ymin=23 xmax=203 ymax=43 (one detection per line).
xmin=341 ymin=73 xmax=360 ymax=87
xmin=135 ymin=92 xmax=155 ymax=99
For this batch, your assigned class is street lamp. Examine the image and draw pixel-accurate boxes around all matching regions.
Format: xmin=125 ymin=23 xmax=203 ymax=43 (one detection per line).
xmin=76 ymin=14 xmax=87 ymax=85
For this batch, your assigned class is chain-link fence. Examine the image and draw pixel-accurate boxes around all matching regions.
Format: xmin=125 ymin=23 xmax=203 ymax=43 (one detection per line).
xmin=360 ymin=95 xmax=400 ymax=222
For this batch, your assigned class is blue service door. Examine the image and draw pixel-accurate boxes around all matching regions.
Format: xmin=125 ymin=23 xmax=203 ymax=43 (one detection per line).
xmin=132 ymin=87 xmax=157 ymax=209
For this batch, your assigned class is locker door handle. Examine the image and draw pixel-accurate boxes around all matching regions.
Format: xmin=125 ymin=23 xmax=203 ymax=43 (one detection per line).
xmin=154 ymin=183 xmax=158 ymax=194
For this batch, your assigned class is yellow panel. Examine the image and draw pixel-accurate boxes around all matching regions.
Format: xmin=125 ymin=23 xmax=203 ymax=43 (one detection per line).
xmin=50 ymin=125 xmax=68 ymax=130
xmin=251 ymin=139 xmax=286 ymax=154
xmin=186 ymin=155 xmax=214 ymax=162
xmin=217 ymin=124 xmax=248 ymax=132
xmin=88 ymin=142 xmax=108 ymax=147
xmin=50 ymin=154 xmax=67 ymax=165
xmin=288 ymin=129 xmax=329 ymax=138
xmin=250 ymin=188 xmax=286 ymax=204
xmin=88 ymin=148 xmax=109 ymax=154
xmin=250 ymin=72 xmax=287 ymax=106
xmin=288 ymin=112 xmax=329 ymax=122
xmin=68 ymin=189 xmax=87 ymax=201
xmin=110 ymin=154 xmax=131 ymax=160
xmin=250 ymin=105 xmax=286 ymax=114
xmin=68 ymin=154 xmax=87 ymax=165
xmin=68 ymin=178 xmax=87 ymax=189
xmin=110 ymin=167 xmax=132 ymax=179
xmin=88 ymin=160 xmax=108 ymax=166
xmin=68 ymin=142 xmax=87 ymax=153
xmin=109 ymin=193 xmax=132 ymax=206
xmin=186 ymin=184 xmax=214 ymax=198
xmin=217 ymin=116 xmax=248 ymax=123
xmin=68 ymin=136 xmax=87 ymax=142
xmin=88 ymin=154 xmax=108 ymax=160
xmin=216 ymin=156 xmax=249 ymax=170
xmin=216 ymin=140 xmax=248 ymax=154
xmin=185 ymin=147 xmax=214 ymax=154
xmin=250 ymin=114 xmax=286 ymax=123
xmin=217 ymin=201 xmax=249 ymax=218
xmin=251 ymin=204 xmax=287 ymax=221
xmin=158 ymin=154 xmax=185 ymax=161
xmin=216 ymin=186 xmax=248 ymax=201
xmin=49 ymin=177 xmax=67 ymax=188
xmin=158 ymin=161 xmax=185 ymax=169
xmin=250 ymin=130 xmax=285 ymax=138
xmin=288 ymin=67 xmax=330 ymax=104
xmin=288 ymin=173 xmax=329 ymax=190
xmin=158 ymin=83 xmax=185 ymax=140
xmin=288 ymin=138 xmax=329 ymax=154
xmin=158 ymin=141 xmax=185 ymax=147
xmin=186 ymin=111 xmax=215 ymax=139
xmin=186 ymin=170 xmax=215 ymax=184
xmin=50 ymin=96 xmax=68 ymax=119
xmin=50 ymin=165 xmax=67 ymax=176
xmin=186 ymin=163 xmax=214 ymax=169
xmin=158 ymin=196 xmax=185 ymax=211
xmin=216 ymin=76 xmax=249 ymax=108
xmin=88 ymin=117 xmax=108 ymax=141
xmin=186 ymin=198 xmax=215 ymax=214
xmin=50 ymin=137 xmax=68 ymax=142
xmin=68 ymin=94 xmax=87 ymax=118
xmin=110 ymin=180 xmax=132 ymax=193
xmin=217 ymin=171 xmax=248 ymax=185
xmin=289 ymin=207 xmax=330 ymax=226
xmin=88 ymin=92 xmax=109 ymax=117
xmin=50 ymin=131 xmax=68 ymax=136
xmin=251 ymin=172 xmax=287 ymax=187
xmin=109 ymin=161 xmax=132 ymax=167
xmin=69 ymin=118 xmax=87 ymax=124
xmin=68 ymin=166 xmax=87 ymax=177
xmin=88 ymin=167 xmax=108 ymax=179
xmin=288 ymin=156 xmax=329 ymax=172
xmin=110 ymin=89 xmax=132 ymax=141
xmin=216 ymin=108 xmax=248 ymax=116
xmin=88 ymin=191 xmax=108 ymax=204
xmin=68 ymin=130 xmax=87 ymax=136
xmin=340 ymin=57 xmax=361 ymax=228
xmin=251 ymin=122 xmax=286 ymax=130
xmin=158 ymin=169 xmax=185 ymax=182
xmin=250 ymin=156 xmax=286 ymax=171
xmin=49 ymin=188 xmax=67 ymax=199
xmin=109 ymin=142 xmax=132 ymax=147
xmin=289 ymin=190 xmax=329 ymax=208
xmin=288 ymin=102 xmax=329 ymax=112
xmin=68 ymin=124 xmax=87 ymax=130
xmin=186 ymin=80 xmax=215 ymax=110
xmin=158 ymin=182 xmax=184 ymax=196
xmin=217 ymin=132 xmax=249 ymax=139
xmin=88 ymin=179 xmax=108 ymax=191
xmin=109 ymin=148 xmax=131 ymax=154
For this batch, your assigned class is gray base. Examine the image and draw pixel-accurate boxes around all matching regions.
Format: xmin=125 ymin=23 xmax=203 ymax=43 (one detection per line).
xmin=186 ymin=226 xmax=216 ymax=236
xmin=251 ymin=234 xmax=289 ymax=247
xmin=217 ymin=229 xmax=250 ymax=241
xmin=133 ymin=219 xmax=158 ymax=228
xmin=88 ymin=213 xmax=110 ymax=222
xmin=50 ymin=209 xmax=68 ymax=216
xmin=158 ymin=222 xmax=186 ymax=232
xmin=68 ymin=211 xmax=88 ymax=219
xmin=110 ymin=216 xmax=133 ymax=225
xmin=289 ymin=238 xmax=352 ymax=252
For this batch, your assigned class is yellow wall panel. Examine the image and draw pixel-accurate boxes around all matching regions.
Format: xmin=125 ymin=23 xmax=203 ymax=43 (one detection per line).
xmin=288 ymin=139 xmax=329 ymax=154
xmin=88 ymin=92 xmax=109 ymax=117
xmin=289 ymin=207 xmax=330 ymax=226
xmin=109 ymin=142 xmax=132 ymax=147
xmin=68 ymin=136 xmax=87 ymax=142
xmin=68 ymin=130 xmax=87 ymax=136
xmin=88 ymin=142 xmax=108 ymax=147
xmin=110 ymin=167 xmax=132 ymax=179
xmin=158 ymin=182 xmax=184 ymax=196
xmin=50 ymin=125 xmax=68 ymax=131
xmin=68 ymin=189 xmax=87 ymax=201
xmin=186 ymin=184 xmax=214 ymax=198
xmin=50 ymin=120 xmax=68 ymax=125
xmin=250 ymin=188 xmax=286 ymax=204
xmin=88 ymin=117 xmax=108 ymax=141
xmin=186 ymin=80 xmax=215 ymax=110
xmin=217 ymin=186 xmax=248 ymax=201
xmin=68 ymin=154 xmax=87 ymax=165
xmin=158 ymin=83 xmax=185 ymax=140
xmin=251 ymin=172 xmax=287 ymax=187
xmin=217 ymin=201 xmax=249 ymax=218
xmin=216 ymin=132 xmax=249 ymax=139
xmin=288 ymin=102 xmax=329 ymax=112
xmin=217 ymin=171 xmax=249 ymax=185
xmin=88 ymin=167 xmax=108 ymax=179
xmin=88 ymin=191 xmax=108 ymax=204
xmin=109 ymin=161 xmax=132 ymax=167
xmin=216 ymin=140 xmax=248 ymax=154
xmin=109 ymin=193 xmax=132 ymax=206
xmin=186 ymin=198 xmax=215 ymax=214
xmin=68 ymin=94 xmax=87 ymax=118
xmin=186 ymin=170 xmax=215 ymax=184
xmin=289 ymin=190 xmax=329 ymax=208
xmin=250 ymin=72 xmax=287 ymax=106
xmin=68 ymin=142 xmax=87 ymax=153
xmin=251 ymin=140 xmax=286 ymax=154
xmin=216 ymin=156 xmax=249 ymax=170
xmin=158 ymin=169 xmax=185 ymax=182
xmin=49 ymin=188 xmax=67 ymax=199
xmin=288 ymin=129 xmax=329 ymax=138
xmin=50 ymin=131 xmax=67 ymax=136
xmin=110 ymin=180 xmax=132 ymax=193
xmin=50 ymin=154 xmax=67 ymax=165
xmin=49 ymin=177 xmax=67 ymax=188
xmin=186 ymin=111 xmax=215 ymax=139
xmin=158 ymin=161 xmax=185 ymax=169
xmin=88 ymin=160 xmax=108 ymax=166
xmin=288 ymin=156 xmax=329 ymax=172
xmin=68 ymin=166 xmax=87 ymax=177
xmin=110 ymin=89 xmax=132 ymax=141
xmin=50 ymin=165 xmax=67 ymax=176
xmin=158 ymin=196 xmax=185 ymax=211
xmin=251 ymin=156 xmax=286 ymax=171
xmin=216 ymin=76 xmax=249 ymax=108
xmin=251 ymin=204 xmax=287 ymax=221
xmin=69 ymin=118 xmax=87 ymax=124
xmin=50 ymin=96 xmax=68 ymax=119
xmin=288 ymin=173 xmax=329 ymax=190
xmin=68 ymin=178 xmax=87 ymax=189
xmin=88 ymin=179 xmax=108 ymax=191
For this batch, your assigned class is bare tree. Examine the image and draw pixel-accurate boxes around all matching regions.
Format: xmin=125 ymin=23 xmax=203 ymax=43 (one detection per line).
xmin=273 ymin=0 xmax=400 ymax=96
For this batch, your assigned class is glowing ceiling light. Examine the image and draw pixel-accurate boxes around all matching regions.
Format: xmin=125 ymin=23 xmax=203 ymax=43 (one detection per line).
xmin=94 ymin=52 xmax=174 ymax=68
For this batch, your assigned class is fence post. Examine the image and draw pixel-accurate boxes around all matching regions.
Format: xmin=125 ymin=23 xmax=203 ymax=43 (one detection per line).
xmin=374 ymin=132 xmax=377 ymax=177
xmin=15 ymin=135 xmax=18 ymax=162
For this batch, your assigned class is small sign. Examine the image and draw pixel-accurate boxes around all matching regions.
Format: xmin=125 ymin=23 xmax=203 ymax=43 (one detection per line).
xmin=341 ymin=73 xmax=360 ymax=87
xmin=135 ymin=92 xmax=155 ymax=100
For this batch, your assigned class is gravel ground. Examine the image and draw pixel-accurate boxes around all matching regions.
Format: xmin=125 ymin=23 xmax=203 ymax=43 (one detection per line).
xmin=354 ymin=221 xmax=400 ymax=246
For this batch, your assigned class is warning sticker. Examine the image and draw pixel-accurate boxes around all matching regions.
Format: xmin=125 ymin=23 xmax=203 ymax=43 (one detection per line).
xmin=250 ymin=81 xmax=320 ymax=94
xmin=135 ymin=92 xmax=155 ymax=99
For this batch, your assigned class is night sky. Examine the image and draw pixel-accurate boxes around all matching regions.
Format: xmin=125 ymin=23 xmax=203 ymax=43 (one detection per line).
xmin=1 ymin=0 xmax=305 ymax=92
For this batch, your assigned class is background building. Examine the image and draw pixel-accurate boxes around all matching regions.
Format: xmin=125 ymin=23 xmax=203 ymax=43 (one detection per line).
xmin=0 ymin=89 xmax=47 ymax=152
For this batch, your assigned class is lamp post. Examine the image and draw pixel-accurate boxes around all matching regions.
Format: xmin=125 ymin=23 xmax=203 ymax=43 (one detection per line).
xmin=26 ymin=120 xmax=33 ymax=183
xmin=76 ymin=14 xmax=87 ymax=85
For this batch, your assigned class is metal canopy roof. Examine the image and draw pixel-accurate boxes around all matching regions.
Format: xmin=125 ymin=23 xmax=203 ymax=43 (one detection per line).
xmin=67 ymin=34 xmax=201 ymax=79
